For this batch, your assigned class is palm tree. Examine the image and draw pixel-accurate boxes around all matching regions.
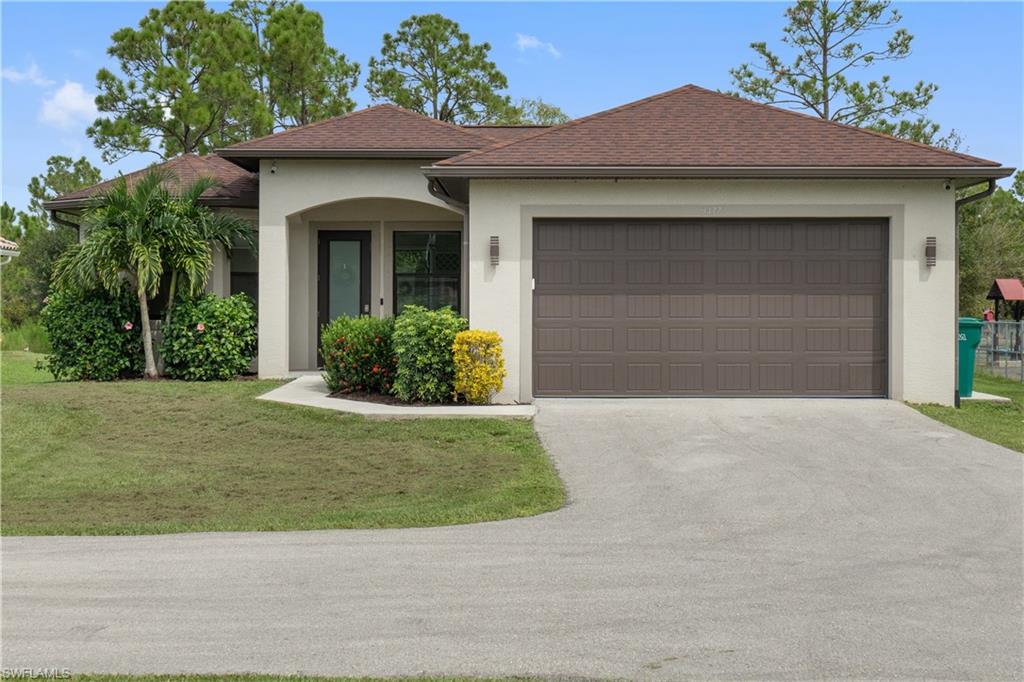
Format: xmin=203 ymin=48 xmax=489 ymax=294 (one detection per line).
xmin=161 ymin=177 xmax=256 ymax=327
xmin=54 ymin=170 xmax=256 ymax=378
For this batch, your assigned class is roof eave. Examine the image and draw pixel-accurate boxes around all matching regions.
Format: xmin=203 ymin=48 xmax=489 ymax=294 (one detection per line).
xmin=42 ymin=195 xmax=258 ymax=212
xmin=425 ymin=165 xmax=1015 ymax=183
xmin=218 ymin=148 xmax=477 ymax=160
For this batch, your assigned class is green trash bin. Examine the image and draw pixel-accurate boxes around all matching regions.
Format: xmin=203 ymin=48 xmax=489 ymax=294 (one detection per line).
xmin=958 ymin=317 xmax=984 ymax=398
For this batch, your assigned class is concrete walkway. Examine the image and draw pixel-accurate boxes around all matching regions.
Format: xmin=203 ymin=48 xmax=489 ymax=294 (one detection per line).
xmin=258 ymin=375 xmax=536 ymax=417
xmin=3 ymin=399 xmax=1021 ymax=679
xmin=962 ymin=390 xmax=1013 ymax=403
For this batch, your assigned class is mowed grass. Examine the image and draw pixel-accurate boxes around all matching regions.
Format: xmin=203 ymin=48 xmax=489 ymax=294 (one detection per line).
xmin=70 ymin=677 xmax=535 ymax=682
xmin=912 ymin=374 xmax=1024 ymax=453
xmin=1 ymin=352 xmax=564 ymax=536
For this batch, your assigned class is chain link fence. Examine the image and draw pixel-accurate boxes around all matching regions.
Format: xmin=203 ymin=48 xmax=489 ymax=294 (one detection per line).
xmin=976 ymin=321 xmax=1024 ymax=382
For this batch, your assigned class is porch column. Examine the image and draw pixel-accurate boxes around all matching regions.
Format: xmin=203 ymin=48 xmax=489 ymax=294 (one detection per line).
xmin=258 ymin=219 xmax=289 ymax=377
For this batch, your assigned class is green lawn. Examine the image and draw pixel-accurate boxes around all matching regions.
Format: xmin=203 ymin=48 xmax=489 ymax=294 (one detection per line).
xmin=71 ymin=671 xmax=528 ymax=675
xmin=912 ymin=374 xmax=1024 ymax=453
xmin=0 ymin=352 xmax=564 ymax=536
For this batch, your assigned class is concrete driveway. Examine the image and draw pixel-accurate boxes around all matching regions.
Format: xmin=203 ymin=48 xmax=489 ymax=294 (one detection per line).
xmin=3 ymin=399 xmax=1021 ymax=680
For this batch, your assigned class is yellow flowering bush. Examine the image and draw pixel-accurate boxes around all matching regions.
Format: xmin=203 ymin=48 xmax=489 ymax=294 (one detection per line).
xmin=452 ymin=330 xmax=506 ymax=404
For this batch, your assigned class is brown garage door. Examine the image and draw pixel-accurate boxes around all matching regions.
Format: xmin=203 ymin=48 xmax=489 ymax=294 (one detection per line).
xmin=533 ymin=219 xmax=888 ymax=397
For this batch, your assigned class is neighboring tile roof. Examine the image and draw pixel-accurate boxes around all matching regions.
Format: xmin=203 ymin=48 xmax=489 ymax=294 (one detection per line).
xmin=437 ymin=84 xmax=1002 ymax=169
xmin=44 ymin=154 xmax=258 ymax=210
xmin=989 ymin=278 xmax=1024 ymax=301
xmin=0 ymin=236 xmax=19 ymax=255
xmin=219 ymin=104 xmax=491 ymax=157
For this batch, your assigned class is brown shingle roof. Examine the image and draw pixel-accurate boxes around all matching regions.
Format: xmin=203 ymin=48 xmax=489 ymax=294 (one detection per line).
xmin=436 ymin=84 xmax=1003 ymax=170
xmin=219 ymin=104 xmax=491 ymax=160
xmin=461 ymin=125 xmax=552 ymax=142
xmin=44 ymin=155 xmax=258 ymax=211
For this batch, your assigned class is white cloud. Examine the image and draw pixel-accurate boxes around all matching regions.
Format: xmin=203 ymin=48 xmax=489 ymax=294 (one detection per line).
xmin=515 ymin=33 xmax=561 ymax=59
xmin=40 ymin=81 xmax=98 ymax=129
xmin=2 ymin=62 xmax=54 ymax=87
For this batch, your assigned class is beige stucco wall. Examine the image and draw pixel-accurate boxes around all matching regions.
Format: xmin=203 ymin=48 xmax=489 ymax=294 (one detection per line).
xmin=466 ymin=178 xmax=957 ymax=405
xmin=256 ymin=159 xmax=462 ymax=375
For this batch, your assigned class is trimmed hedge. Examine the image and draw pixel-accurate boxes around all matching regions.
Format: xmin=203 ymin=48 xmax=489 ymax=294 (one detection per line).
xmin=392 ymin=305 xmax=467 ymax=403
xmin=41 ymin=284 xmax=143 ymax=381
xmin=161 ymin=294 xmax=257 ymax=380
xmin=320 ymin=315 xmax=395 ymax=393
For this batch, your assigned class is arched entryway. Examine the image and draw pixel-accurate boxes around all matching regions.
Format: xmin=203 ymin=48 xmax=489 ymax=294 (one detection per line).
xmin=264 ymin=196 xmax=464 ymax=373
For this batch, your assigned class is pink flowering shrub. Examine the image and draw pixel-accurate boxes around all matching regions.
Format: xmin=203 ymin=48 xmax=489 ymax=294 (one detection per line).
xmin=41 ymin=284 xmax=143 ymax=380
xmin=161 ymin=294 xmax=256 ymax=380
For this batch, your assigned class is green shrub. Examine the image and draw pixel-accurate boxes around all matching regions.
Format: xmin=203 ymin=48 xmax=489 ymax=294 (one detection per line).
xmin=161 ymin=294 xmax=257 ymax=380
xmin=320 ymin=315 xmax=395 ymax=393
xmin=392 ymin=305 xmax=468 ymax=403
xmin=1 ymin=318 xmax=51 ymax=353
xmin=41 ymin=284 xmax=143 ymax=381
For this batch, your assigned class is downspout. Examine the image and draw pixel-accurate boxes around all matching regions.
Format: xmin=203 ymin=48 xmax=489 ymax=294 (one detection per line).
xmin=952 ymin=179 xmax=997 ymax=407
xmin=426 ymin=178 xmax=467 ymax=212
xmin=426 ymin=178 xmax=471 ymax=321
xmin=49 ymin=210 xmax=83 ymax=237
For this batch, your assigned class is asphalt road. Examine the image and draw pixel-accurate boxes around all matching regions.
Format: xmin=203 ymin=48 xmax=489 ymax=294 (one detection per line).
xmin=3 ymin=399 xmax=1022 ymax=680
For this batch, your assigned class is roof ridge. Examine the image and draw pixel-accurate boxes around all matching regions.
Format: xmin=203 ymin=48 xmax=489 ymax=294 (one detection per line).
xmin=462 ymin=124 xmax=552 ymax=128
xmin=689 ymin=85 xmax=998 ymax=167
xmin=221 ymin=105 xmax=394 ymax=150
xmin=220 ymin=103 xmax=491 ymax=151
xmin=178 ymin=154 xmax=207 ymax=179
xmin=378 ymin=103 xmax=495 ymax=144
xmin=438 ymin=84 xmax=702 ymax=166
xmin=440 ymin=83 xmax=999 ymax=169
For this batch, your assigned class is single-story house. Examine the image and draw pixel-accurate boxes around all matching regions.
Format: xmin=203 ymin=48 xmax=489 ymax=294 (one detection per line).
xmin=46 ymin=84 xmax=1014 ymax=405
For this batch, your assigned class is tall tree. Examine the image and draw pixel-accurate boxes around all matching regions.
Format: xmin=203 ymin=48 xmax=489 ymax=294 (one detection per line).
xmin=229 ymin=1 xmax=359 ymax=132
xmin=1 ymin=157 xmax=103 ymax=326
xmin=367 ymin=13 xmax=511 ymax=124
xmin=1 ymin=203 xmax=42 ymax=242
xmin=27 ymin=155 xmax=103 ymax=219
xmin=0 ymin=225 xmax=76 ymax=327
xmin=730 ymin=0 xmax=948 ymax=144
xmin=497 ymin=98 xmax=571 ymax=125
xmin=88 ymin=1 xmax=261 ymax=162
xmin=264 ymin=3 xmax=359 ymax=128
xmin=958 ymin=173 xmax=1024 ymax=316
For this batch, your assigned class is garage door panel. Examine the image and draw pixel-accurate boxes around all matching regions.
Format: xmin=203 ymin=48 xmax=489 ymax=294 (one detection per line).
xmin=533 ymin=219 xmax=888 ymax=397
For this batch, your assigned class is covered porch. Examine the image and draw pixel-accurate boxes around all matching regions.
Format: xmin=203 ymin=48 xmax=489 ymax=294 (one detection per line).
xmin=255 ymin=159 xmax=466 ymax=376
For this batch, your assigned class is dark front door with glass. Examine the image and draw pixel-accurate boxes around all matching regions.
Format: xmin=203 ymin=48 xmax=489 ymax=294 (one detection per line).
xmin=393 ymin=231 xmax=461 ymax=314
xmin=318 ymin=231 xmax=371 ymax=332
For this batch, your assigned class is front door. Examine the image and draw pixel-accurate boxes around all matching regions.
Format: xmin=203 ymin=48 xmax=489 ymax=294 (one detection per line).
xmin=318 ymin=231 xmax=371 ymax=334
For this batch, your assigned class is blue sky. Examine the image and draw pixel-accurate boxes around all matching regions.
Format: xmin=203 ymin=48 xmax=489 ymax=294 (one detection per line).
xmin=2 ymin=1 xmax=1021 ymax=212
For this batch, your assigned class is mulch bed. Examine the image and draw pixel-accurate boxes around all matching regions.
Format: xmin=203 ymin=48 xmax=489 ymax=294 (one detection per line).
xmin=327 ymin=390 xmax=481 ymax=408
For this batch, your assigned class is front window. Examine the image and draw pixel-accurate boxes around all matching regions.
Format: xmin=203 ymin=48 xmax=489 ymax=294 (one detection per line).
xmin=393 ymin=231 xmax=461 ymax=314
xmin=230 ymin=239 xmax=259 ymax=308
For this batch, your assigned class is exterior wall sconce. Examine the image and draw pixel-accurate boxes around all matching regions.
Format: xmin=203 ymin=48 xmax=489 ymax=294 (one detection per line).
xmin=490 ymin=236 xmax=500 ymax=266
xmin=925 ymin=236 xmax=937 ymax=267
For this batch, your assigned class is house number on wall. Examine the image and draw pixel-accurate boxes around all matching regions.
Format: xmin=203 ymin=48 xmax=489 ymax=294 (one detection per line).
xmin=702 ymin=206 xmax=724 ymax=216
